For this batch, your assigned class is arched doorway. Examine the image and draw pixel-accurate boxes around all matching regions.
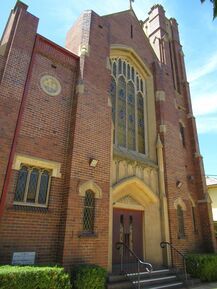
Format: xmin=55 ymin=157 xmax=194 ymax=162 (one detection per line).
xmin=111 ymin=176 xmax=161 ymax=268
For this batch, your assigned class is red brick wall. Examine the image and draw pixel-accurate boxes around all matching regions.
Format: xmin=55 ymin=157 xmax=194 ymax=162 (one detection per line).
xmin=0 ymin=3 xmax=38 ymax=201
xmin=149 ymin=5 xmax=216 ymax=255
xmin=0 ymin=3 xmax=78 ymax=265
xmin=103 ymin=10 xmax=156 ymax=73
xmin=63 ymin=10 xmax=112 ymax=268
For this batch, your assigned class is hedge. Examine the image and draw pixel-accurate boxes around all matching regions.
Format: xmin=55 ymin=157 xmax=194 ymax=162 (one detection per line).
xmin=0 ymin=265 xmax=71 ymax=289
xmin=71 ymin=264 xmax=107 ymax=289
xmin=186 ymin=253 xmax=217 ymax=282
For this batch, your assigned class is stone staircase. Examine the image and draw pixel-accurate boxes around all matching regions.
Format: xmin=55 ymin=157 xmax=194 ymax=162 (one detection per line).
xmin=107 ymin=268 xmax=185 ymax=289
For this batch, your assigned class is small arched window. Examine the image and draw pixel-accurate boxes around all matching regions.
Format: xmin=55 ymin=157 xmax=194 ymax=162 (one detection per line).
xmin=177 ymin=205 xmax=185 ymax=239
xmin=83 ymin=190 xmax=95 ymax=233
xmin=191 ymin=205 xmax=197 ymax=233
xmin=179 ymin=122 xmax=185 ymax=147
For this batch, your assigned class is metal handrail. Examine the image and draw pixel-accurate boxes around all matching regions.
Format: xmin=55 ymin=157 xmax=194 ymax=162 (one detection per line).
xmin=116 ymin=242 xmax=153 ymax=289
xmin=160 ymin=241 xmax=188 ymax=280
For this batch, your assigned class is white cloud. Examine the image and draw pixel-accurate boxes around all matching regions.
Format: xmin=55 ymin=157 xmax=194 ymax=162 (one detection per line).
xmin=188 ymin=52 xmax=217 ymax=82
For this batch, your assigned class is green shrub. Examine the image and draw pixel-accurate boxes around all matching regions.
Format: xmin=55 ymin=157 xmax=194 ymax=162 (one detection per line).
xmin=71 ymin=264 xmax=107 ymax=289
xmin=186 ymin=253 xmax=217 ymax=281
xmin=0 ymin=265 xmax=71 ymax=289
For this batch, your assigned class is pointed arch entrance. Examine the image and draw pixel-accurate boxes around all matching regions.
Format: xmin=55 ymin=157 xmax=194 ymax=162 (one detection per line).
xmin=111 ymin=176 xmax=160 ymax=266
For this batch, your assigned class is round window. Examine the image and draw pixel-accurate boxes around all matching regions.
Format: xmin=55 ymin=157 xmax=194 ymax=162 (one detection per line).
xmin=40 ymin=75 xmax=61 ymax=96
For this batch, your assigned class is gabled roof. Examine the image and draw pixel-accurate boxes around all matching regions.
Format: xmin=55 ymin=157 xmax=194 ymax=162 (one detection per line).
xmin=102 ymin=8 xmax=158 ymax=63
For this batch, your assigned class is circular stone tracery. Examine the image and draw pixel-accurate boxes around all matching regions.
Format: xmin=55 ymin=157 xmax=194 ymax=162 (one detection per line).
xmin=40 ymin=75 xmax=61 ymax=96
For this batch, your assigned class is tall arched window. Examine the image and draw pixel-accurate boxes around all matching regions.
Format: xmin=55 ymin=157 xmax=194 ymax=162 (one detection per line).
xmin=177 ymin=205 xmax=185 ymax=239
xmin=110 ymin=58 xmax=146 ymax=154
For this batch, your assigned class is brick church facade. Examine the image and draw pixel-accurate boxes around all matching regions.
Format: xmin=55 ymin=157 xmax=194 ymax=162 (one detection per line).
xmin=0 ymin=1 xmax=216 ymax=270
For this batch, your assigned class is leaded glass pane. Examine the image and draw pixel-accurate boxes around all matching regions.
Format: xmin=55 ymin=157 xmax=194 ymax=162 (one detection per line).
xmin=123 ymin=62 xmax=126 ymax=76
xmin=127 ymin=81 xmax=135 ymax=150
xmin=83 ymin=191 xmax=95 ymax=232
xmin=38 ymin=170 xmax=49 ymax=204
xmin=113 ymin=62 xmax=117 ymax=77
xmin=14 ymin=166 xmax=28 ymax=202
xmin=117 ymin=76 xmax=126 ymax=147
xmin=127 ymin=64 xmax=130 ymax=80
xmin=111 ymin=77 xmax=116 ymax=143
xmin=137 ymin=93 xmax=145 ymax=153
xmin=140 ymin=79 xmax=143 ymax=92
xmin=131 ymin=67 xmax=135 ymax=81
xmin=111 ymin=77 xmax=116 ymax=124
xmin=118 ymin=59 xmax=122 ymax=74
xmin=136 ymin=77 xmax=139 ymax=91
xmin=27 ymin=168 xmax=39 ymax=202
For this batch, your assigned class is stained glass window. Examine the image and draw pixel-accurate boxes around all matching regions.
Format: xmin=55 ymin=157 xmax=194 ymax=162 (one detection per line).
xmin=111 ymin=58 xmax=146 ymax=154
xmin=14 ymin=166 xmax=51 ymax=207
xmin=83 ymin=190 xmax=95 ymax=233
xmin=137 ymin=93 xmax=145 ymax=153
xmin=14 ymin=166 xmax=28 ymax=202
xmin=118 ymin=76 xmax=126 ymax=147
xmin=127 ymin=81 xmax=135 ymax=150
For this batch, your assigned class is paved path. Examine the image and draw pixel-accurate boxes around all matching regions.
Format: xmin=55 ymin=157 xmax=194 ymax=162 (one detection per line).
xmin=188 ymin=283 xmax=217 ymax=289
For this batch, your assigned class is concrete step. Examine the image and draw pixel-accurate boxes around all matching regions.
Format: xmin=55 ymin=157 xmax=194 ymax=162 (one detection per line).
xmin=107 ymin=269 xmax=185 ymax=289
xmin=107 ymin=274 xmax=133 ymax=289
xmin=127 ymin=268 xmax=171 ymax=279
xmin=141 ymin=281 xmax=184 ymax=289
xmin=132 ymin=274 xmax=178 ymax=285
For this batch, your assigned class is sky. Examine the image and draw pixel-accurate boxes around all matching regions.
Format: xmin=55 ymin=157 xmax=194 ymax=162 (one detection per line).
xmin=0 ymin=0 xmax=217 ymax=177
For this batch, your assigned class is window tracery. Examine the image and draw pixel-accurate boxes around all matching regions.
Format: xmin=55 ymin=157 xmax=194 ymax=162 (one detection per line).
xmin=110 ymin=58 xmax=146 ymax=154
xmin=14 ymin=165 xmax=51 ymax=207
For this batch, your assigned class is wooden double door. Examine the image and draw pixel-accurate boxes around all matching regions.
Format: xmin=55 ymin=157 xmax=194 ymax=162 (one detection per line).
xmin=112 ymin=208 xmax=143 ymax=264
